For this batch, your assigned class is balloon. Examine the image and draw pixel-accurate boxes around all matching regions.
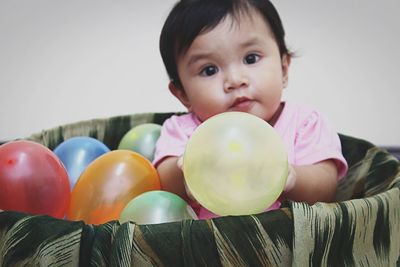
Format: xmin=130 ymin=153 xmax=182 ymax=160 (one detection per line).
xmin=0 ymin=140 xmax=70 ymax=218
xmin=53 ymin=136 xmax=110 ymax=190
xmin=68 ymin=150 xmax=161 ymax=224
xmin=183 ymin=112 xmax=288 ymax=216
xmin=118 ymin=123 xmax=161 ymax=161
xmin=119 ymin=190 xmax=197 ymax=225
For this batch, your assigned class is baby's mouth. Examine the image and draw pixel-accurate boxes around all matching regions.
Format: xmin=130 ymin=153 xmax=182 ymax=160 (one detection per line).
xmin=229 ymin=97 xmax=254 ymax=110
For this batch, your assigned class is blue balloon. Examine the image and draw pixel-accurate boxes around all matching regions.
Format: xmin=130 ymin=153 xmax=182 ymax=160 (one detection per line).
xmin=53 ymin=137 xmax=110 ymax=190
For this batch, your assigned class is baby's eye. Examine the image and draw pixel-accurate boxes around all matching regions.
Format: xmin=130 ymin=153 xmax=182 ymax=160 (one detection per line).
xmin=244 ymin=54 xmax=260 ymax=64
xmin=200 ymin=65 xmax=218 ymax=76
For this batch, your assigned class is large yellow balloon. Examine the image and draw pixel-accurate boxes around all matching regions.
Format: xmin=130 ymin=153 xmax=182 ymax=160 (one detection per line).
xmin=68 ymin=150 xmax=160 ymax=224
xmin=183 ymin=112 xmax=288 ymax=216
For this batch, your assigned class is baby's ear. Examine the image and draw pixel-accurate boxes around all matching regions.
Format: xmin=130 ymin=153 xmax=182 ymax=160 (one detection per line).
xmin=282 ymin=54 xmax=291 ymax=88
xmin=169 ymin=82 xmax=192 ymax=110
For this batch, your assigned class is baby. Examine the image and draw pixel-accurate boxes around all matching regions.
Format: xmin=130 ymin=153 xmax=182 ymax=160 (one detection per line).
xmin=153 ymin=0 xmax=348 ymax=219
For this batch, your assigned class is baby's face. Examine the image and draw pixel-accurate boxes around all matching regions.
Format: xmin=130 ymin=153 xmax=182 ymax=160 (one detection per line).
xmin=173 ymin=10 xmax=290 ymax=123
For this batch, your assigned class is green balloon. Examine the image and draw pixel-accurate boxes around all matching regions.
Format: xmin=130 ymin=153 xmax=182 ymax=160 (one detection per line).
xmin=118 ymin=123 xmax=161 ymax=161
xmin=119 ymin=190 xmax=197 ymax=225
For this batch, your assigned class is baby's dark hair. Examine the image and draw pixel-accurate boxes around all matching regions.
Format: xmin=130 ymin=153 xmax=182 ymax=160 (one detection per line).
xmin=159 ymin=0 xmax=291 ymax=87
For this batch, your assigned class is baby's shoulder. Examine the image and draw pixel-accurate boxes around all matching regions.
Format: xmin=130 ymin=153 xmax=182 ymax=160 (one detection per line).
xmin=285 ymin=102 xmax=334 ymax=135
xmin=283 ymin=102 xmax=321 ymax=124
xmin=163 ymin=113 xmax=200 ymax=133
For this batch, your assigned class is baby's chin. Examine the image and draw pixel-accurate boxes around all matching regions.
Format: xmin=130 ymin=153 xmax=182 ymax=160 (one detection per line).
xmin=197 ymin=110 xmax=271 ymax=123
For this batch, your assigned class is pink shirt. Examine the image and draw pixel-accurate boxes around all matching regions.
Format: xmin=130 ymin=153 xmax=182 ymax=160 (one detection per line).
xmin=153 ymin=102 xmax=348 ymax=219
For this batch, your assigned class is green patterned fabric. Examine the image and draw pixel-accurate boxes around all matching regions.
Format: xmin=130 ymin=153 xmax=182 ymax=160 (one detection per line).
xmin=1 ymin=113 xmax=399 ymax=266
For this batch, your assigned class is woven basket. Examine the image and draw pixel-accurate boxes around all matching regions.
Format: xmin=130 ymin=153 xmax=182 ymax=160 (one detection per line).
xmin=1 ymin=112 xmax=399 ymax=266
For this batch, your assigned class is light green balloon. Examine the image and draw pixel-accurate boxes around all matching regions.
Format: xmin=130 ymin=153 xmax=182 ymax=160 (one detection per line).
xmin=119 ymin=190 xmax=197 ymax=225
xmin=183 ymin=112 xmax=288 ymax=216
xmin=118 ymin=123 xmax=161 ymax=161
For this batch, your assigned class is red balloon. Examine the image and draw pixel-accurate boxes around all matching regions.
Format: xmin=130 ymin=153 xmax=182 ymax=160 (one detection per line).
xmin=0 ymin=140 xmax=70 ymax=218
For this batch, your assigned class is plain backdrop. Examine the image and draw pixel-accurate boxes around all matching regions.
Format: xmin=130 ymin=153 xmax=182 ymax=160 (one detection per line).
xmin=1 ymin=0 xmax=399 ymax=146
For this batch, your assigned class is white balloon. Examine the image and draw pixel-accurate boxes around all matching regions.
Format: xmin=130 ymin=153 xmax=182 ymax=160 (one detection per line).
xmin=183 ymin=112 xmax=288 ymax=216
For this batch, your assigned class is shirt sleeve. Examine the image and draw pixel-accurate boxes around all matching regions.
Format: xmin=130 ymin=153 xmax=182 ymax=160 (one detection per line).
xmin=294 ymin=110 xmax=348 ymax=180
xmin=152 ymin=115 xmax=192 ymax=167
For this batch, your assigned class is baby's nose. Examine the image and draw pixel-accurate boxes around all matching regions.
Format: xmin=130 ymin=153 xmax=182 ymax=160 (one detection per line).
xmin=223 ymin=68 xmax=249 ymax=92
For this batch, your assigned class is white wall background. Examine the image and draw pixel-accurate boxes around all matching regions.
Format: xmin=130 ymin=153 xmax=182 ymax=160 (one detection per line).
xmin=0 ymin=0 xmax=399 ymax=146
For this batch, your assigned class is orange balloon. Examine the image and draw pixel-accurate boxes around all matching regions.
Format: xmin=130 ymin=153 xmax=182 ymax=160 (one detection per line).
xmin=67 ymin=150 xmax=160 ymax=224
